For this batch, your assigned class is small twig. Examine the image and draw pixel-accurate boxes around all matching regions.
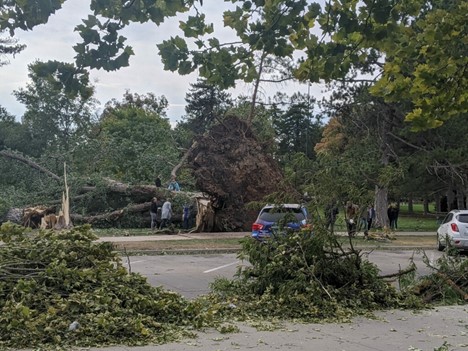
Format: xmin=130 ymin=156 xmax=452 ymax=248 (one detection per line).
xmin=297 ymin=240 xmax=332 ymax=299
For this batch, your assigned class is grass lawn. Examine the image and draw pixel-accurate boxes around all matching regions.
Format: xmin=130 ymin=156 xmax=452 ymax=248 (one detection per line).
xmin=110 ymin=234 xmax=436 ymax=253
xmin=331 ymin=215 xmax=438 ymax=233
xmin=93 ymin=212 xmax=439 ymax=238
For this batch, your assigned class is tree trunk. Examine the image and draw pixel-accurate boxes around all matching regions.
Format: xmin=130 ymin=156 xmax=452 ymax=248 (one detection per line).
xmin=456 ymin=189 xmax=465 ymax=210
xmin=248 ymin=51 xmax=267 ymax=123
xmin=71 ymin=202 xmax=151 ymax=224
xmin=423 ymin=197 xmax=430 ymax=214
xmin=447 ymin=187 xmax=456 ymax=211
xmin=434 ymin=193 xmax=441 ymax=213
xmin=374 ymin=185 xmax=388 ymax=228
xmin=408 ymin=195 xmax=414 ymax=214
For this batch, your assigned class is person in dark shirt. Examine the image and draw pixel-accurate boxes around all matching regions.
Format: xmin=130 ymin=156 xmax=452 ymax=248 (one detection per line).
xmin=387 ymin=202 xmax=399 ymax=230
xmin=155 ymin=175 xmax=162 ymax=187
xmin=182 ymin=204 xmax=191 ymax=230
xmin=150 ymin=197 xmax=159 ymax=230
xmin=325 ymin=201 xmax=339 ymax=232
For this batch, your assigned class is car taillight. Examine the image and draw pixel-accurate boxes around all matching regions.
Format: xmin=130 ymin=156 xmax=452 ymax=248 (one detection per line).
xmin=451 ymin=223 xmax=459 ymax=232
xmin=252 ymin=223 xmax=264 ymax=231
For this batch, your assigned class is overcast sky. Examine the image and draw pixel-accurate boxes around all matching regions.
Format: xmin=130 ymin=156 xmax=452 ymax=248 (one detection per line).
xmin=1 ymin=0 xmax=324 ymax=124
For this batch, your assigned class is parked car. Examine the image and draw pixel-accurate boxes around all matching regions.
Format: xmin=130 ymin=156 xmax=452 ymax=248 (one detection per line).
xmin=436 ymin=209 xmax=468 ymax=251
xmin=251 ymin=204 xmax=309 ymax=240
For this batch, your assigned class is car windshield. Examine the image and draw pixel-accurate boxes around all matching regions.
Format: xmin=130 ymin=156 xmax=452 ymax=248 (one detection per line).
xmin=457 ymin=214 xmax=468 ymax=223
xmin=259 ymin=207 xmax=306 ymax=223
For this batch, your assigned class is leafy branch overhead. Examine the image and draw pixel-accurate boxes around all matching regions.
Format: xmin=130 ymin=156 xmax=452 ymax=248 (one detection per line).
xmin=1 ymin=0 xmax=466 ymax=129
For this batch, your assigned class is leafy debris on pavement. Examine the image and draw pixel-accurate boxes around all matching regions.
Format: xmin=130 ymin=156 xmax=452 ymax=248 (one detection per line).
xmin=0 ymin=223 xmax=216 ymax=349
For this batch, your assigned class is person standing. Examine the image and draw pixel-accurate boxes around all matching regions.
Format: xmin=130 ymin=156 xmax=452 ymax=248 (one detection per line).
xmin=366 ymin=204 xmax=376 ymax=237
xmin=150 ymin=197 xmax=159 ymax=230
xmin=182 ymin=204 xmax=191 ymax=230
xmin=345 ymin=201 xmax=359 ymax=236
xmin=388 ymin=202 xmax=399 ymax=230
xmin=155 ymin=175 xmax=162 ymax=188
xmin=160 ymin=199 xmax=172 ymax=229
xmin=325 ymin=202 xmax=339 ymax=232
xmin=358 ymin=205 xmax=368 ymax=234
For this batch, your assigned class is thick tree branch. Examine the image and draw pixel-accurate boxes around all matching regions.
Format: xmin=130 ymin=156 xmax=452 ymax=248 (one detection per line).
xmin=171 ymin=141 xmax=198 ymax=179
xmin=0 ymin=150 xmax=61 ymax=182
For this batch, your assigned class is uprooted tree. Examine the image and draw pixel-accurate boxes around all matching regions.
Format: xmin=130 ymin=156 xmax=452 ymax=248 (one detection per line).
xmin=186 ymin=115 xmax=300 ymax=231
xmin=1 ymin=115 xmax=295 ymax=231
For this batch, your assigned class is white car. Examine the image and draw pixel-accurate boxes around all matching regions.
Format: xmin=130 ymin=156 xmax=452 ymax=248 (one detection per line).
xmin=437 ymin=209 xmax=468 ymax=251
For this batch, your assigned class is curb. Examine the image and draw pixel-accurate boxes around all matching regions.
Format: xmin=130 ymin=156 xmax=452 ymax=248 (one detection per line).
xmin=118 ymin=248 xmax=242 ymax=256
xmin=115 ymin=245 xmax=436 ymax=256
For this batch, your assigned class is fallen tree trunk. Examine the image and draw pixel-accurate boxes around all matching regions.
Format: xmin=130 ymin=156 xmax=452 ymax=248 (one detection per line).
xmin=72 ymin=203 xmax=151 ymax=224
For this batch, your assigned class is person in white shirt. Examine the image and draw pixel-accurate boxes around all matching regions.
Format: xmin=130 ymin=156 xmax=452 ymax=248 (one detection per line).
xmin=160 ymin=199 xmax=172 ymax=229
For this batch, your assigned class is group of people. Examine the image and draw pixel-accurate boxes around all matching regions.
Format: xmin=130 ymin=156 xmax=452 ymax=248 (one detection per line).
xmin=150 ymin=197 xmax=193 ymax=231
xmin=326 ymin=200 xmax=400 ymax=237
xmin=155 ymin=175 xmax=180 ymax=192
xmin=150 ymin=175 xmax=189 ymax=230
xmin=343 ymin=201 xmax=375 ymax=237
xmin=150 ymin=174 xmax=192 ymax=230
xmin=150 ymin=197 xmax=173 ymax=230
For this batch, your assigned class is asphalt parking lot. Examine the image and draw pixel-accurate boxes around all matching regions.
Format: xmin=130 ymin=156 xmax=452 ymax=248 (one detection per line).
xmin=125 ymin=250 xmax=444 ymax=299
xmin=85 ymin=234 xmax=467 ymax=351
xmin=83 ymin=305 xmax=468 ymax=351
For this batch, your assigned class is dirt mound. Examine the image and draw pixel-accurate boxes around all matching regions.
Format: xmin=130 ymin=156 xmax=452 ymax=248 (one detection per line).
xmin=187 ymin=115 xmax=298 ymax=231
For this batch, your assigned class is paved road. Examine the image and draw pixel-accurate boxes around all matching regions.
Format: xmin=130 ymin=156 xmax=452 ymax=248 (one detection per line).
xmin=124 ymin=250 xmax=445 ymax=299
xmin=87 ymin=236 xmax=468 ymax=351
xmin=85 ymin=305 xmax=467 ymax=351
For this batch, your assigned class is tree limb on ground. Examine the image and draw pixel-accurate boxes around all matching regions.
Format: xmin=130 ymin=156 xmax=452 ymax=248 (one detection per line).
xmin=436 ymin=272 xmax=468 ymax=301
xmin=378 ymin=265 xmax=416 ymax=279
xmin=71 ymin=202 xmax=151 ymax=224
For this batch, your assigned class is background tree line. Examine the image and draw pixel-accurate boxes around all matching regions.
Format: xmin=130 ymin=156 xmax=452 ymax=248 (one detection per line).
xmin=0 ymin=0 xmax=466 ymax=227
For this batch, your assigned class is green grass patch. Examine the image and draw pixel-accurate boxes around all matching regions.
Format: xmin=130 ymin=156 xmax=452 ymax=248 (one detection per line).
xmin=331 ymin=214 xmax=439 ymax=233
xmin=92 ymin=228 xmax=178 ymax=237
xmin=396 ymin=216 xmax=438 ymax=232
xmin=112 ymin=238 xmax=244 ymax=252
xmin=339 ymin=235 xmax=436 ymax=248
xmin=110 ymin=235 xmax=437 ymax=253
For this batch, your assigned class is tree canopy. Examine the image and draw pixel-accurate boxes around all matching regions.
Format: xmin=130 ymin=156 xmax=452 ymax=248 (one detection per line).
xmin=1 ymin=0 xmax=466 ymax=129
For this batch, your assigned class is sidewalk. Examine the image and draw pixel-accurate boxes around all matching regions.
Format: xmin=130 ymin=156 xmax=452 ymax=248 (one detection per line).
xmin=97 ymin=231 xmax=437 ymax=255
xmin=96 ymin=231 xmax=250 ymax=243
